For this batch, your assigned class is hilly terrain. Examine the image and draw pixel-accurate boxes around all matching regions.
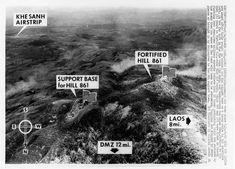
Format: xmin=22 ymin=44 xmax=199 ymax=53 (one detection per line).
xmin=6 ymin=8 xmax=207 ymax=164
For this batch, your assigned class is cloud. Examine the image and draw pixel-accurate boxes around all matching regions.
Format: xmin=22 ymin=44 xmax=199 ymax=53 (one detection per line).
xmin=6 ymin=77 xmax=37 ymax=97
xmin=176 ymin=66 xmax=205 ymax=78
xmin=169 ymin=43 xmax=206 ymax=78
xmin=111 ymin=58 xmax=135 ymax=73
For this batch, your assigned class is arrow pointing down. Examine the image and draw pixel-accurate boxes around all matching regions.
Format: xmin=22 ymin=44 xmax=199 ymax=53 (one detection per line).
xmin=110 ymin=148 xmax=119 ymax=153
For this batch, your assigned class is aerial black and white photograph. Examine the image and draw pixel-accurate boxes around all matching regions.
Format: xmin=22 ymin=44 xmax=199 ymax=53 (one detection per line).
xmin=5 ymin=5 xmax=207 ymax=164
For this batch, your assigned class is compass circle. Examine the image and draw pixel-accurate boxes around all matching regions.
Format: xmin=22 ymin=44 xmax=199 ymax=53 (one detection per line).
xmin=18 ymin=120 xmax=33 ymax=135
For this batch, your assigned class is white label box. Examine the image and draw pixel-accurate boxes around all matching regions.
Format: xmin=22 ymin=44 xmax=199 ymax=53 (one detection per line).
xmin=14 ymin=13 xmax=47 ymax=27
xmin=56 ymin=75 xmax=99 ymax=89
xmin=135 ymin=51 xmax=168 ymax=65
xmin=97 ymin=141 xmax=132 ymax=154
xmin=167 ymin=115 xmax=194 ymax=129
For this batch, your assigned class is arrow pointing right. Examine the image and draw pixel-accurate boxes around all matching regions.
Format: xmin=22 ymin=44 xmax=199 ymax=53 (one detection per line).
xmin=186 ymin=117 xmax=191 ymax=125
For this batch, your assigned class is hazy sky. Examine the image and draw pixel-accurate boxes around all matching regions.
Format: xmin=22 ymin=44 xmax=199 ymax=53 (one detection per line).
xmin=2 ymin=0 xmax=223 ymax=9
